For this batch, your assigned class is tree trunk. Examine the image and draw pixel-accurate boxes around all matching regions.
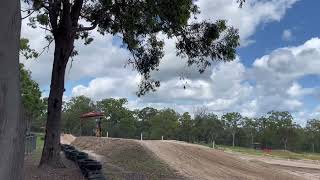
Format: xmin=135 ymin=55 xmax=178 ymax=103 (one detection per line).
xmin=232 ymin=132 xmax=235 ymax=147
xmin=39 ymin=36 xmax=73 ymax=168
xmin=251 ymin=134 xmax=254 ymax=147
xmin=312 ymin=143 xmax=315 ymax=153
xmin=0 ymin=0 xmax=24 ymax=179
xmin=284 ymin=138 xmax=287 ymax=150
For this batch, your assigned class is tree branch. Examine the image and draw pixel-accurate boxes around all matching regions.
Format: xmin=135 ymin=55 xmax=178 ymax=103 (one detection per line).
xmin=21 ymin=10 xmax=35 ymax=20
xmin=37 ymin=39 xmax=54 ymax=58
xmin=48 ymin=1 xmax=60 ymax=32
xmin=71 ymin=0 xmax=84 ymax=27
xmin=39 ymin=26 xmax=52 ymax=32
xmin=76 ymin=23 xmax=97 ymax=32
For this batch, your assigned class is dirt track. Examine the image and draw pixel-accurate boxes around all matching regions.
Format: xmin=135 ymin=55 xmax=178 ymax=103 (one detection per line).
xmin=64 ymin=135 xmax=319 ymax=180
xmin=71 ymin=137 xmax=182 ymax=180
xmin=139 ymin=140 xmax=301 ymax=180
xmin=227 ymin=152 xmax=320 ymax=179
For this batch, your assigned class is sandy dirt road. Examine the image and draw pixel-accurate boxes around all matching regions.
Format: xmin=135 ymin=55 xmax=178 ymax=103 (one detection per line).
xmin=227 ymin=152 xmax=320 ymax=180
xmin=140 ymin=140 xmax=302 ymax=180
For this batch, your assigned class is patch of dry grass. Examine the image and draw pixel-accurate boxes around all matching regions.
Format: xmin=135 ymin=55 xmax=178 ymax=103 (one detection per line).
xmin=72 ymin=137 xmax=183 ymax=180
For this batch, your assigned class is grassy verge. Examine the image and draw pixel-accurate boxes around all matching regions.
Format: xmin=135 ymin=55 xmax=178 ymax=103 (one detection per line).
xmin=200 ymin=143 xmax=320 ymax=161
xmin=30 ymin=133 xmax=45 ymax=162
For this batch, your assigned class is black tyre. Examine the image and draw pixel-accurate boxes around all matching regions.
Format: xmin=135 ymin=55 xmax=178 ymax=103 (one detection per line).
xmin=70 ymin=150 xmax=79 ymax=161
xmin=76 ymin=152 xmax=88 ymax=159
xmin=65 ymin=149 xmax=79 ymax=161
xmin=87 ymin=170 xmax=105 ymax=180
xmin=82 ymin=162 xmax=102 ymax=171
xmin=61 ymin=144 xmax=75 ymax=151
xmin=78 ymin=159 xmax=97 ymax=167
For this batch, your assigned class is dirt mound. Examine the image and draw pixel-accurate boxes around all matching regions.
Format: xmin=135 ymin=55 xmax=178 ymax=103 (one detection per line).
xmin=72 ymin=137 xmax=183 ymax=180
xmin=71 ymin=137 xmax=302 ymax=180
xmin=60 ymin=134 xmax=76 ymax=145
xmin=139 ymin=140 xmax=302 ymax=180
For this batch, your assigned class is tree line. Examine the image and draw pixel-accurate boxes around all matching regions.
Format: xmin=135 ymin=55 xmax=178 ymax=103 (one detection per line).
xmin=31 ymin=96 xmax=320 ymax=153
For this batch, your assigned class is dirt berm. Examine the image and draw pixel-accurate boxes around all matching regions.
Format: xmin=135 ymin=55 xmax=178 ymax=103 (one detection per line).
xmin=72 ymin=137 xmax=302 ymax=180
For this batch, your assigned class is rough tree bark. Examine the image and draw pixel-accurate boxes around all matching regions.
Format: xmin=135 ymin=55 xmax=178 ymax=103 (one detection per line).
xmin=38 ymin=0 xmax=84 ymax=167
xmin=0 ymin=0 xmax=25 ymax=179
xmin=39 ymin=35 xmax=74 ymax=167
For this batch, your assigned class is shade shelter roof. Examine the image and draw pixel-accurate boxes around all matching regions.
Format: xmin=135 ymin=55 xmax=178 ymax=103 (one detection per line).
xmin=80 ymin=111 xmax=104 ymax=118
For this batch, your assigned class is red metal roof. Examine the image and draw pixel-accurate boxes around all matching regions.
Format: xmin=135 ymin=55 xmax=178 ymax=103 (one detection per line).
xmin=80 ymin=111 xmax=104 ymax=118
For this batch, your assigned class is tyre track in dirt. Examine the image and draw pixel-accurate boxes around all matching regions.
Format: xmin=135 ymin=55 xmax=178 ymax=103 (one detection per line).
xmin=139 ymin=140 xmax=302 ymax=180
xmin=62 ymin=135 xmax=305 ymax=180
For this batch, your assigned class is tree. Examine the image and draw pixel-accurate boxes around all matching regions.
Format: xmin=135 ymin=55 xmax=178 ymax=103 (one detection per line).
xmin=306 ymin=119 xmax=320 ymax=153
xmin=20 ymin=64 xmax=45 ymax=133
xmin=267 ymin=111 xmax=294 ymax=150
xmin=0 ymin=0 xmax=24 ymax=179
xmin=136 ymin=107 xmax=158 ymax=139
xmin=243 ymin=117 xmax=257 ymax=146
xmin=256 ymin=116 xmax=274 ymax=148
xmin=150 ymin=109 xmax=179 ymax=139
xmin=193 ymin=113 xmax=223 ymax=144
xmin=23 ymin=0 xmax=240 ymax=167
xmin=222 ymin=112 xmax=242 ymax=147
xmin=97 ymin=98 xmax=136 ymax=138
xmin=62 ymin=96 xmax=95 ymax=135
xmin=204 ymin=114 xmax=223 ymax=144
xmin=178 ymin=112 xmax=193 ymax=142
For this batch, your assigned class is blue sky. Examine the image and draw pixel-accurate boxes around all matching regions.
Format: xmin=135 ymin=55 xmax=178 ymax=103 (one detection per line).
xmin=239 ymin=0 xmax=320 ymax=65
xmin=237 ymin=0 xmax=320 ymax=119
xmin=22 ymin=0 xmax=320 ymax=124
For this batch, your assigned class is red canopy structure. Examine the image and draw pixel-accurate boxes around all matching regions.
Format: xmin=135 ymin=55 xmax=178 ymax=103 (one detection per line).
xmin=79 ymin=111 xmax=104 ymax=137
xmin=80 ymin=111 xmax=104 ymax=118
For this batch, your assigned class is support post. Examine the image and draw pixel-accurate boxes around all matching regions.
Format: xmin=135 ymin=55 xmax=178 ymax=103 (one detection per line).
xmin=107 ymin=131 xmax=108 ymax=138
xmin=212 ymin=140 xmax=215 ymax=149
xmin=162 ymin=136 xmax=163 ymax=141
xmin=141 ymin=133 xmax=143 ymax=141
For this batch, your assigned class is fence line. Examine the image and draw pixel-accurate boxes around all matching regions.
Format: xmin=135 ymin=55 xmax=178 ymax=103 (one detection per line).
xmin=25 ymin=133 xmax=37 ymax=155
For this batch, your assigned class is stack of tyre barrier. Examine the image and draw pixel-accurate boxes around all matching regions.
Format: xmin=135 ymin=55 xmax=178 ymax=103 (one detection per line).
xmin=61 ymin=144 xmax=106 ymax=180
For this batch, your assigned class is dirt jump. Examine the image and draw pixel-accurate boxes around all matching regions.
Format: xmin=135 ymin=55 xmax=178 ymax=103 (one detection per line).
xmin=60 ymin=134 xmax=315 ymax=180
xmin=140 ymin=140 xmax=301 ymax=180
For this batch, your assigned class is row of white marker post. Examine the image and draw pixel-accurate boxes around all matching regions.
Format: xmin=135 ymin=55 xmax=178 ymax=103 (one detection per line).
xmin=106 ymin=132 xmax=215 ymax=149
xmin=140 ymin=133 xmax=164 ymax=141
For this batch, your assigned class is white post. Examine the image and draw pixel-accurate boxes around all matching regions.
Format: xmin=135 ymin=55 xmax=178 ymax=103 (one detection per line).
xmin=162 ymin=136 xmax=163 ymax=141
xmin=107 ymin=131 xmax=108 ymax=138
xmin=212 ymin=140 xmax=215 ymax=149
xmin=141 ymin=133 xmax=143 ymax=141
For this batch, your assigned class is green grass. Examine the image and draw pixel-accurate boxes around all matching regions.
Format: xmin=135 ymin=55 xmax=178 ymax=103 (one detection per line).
xmin=200 ymin=143 xmax=320 ymax=161
xmin=30 ymin=133 xmax=45 ymax=162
